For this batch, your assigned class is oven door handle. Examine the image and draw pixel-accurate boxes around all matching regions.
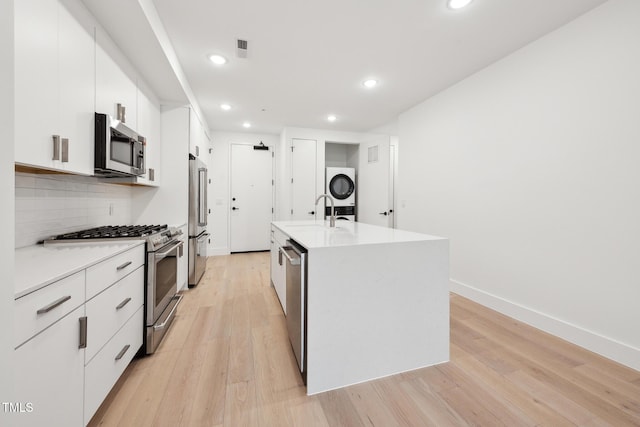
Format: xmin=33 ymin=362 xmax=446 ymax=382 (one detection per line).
xmin=155 ymin=240 xmax=183 ymax=261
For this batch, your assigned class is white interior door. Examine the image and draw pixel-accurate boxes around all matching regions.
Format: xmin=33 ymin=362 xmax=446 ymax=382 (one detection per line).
xmin=291 ymin=139 xmax=318 ymax=220
xmin=358 ymin=135 xmax=392 ymax=227
xmin=230 ymin=144 xmax=273 ymax=252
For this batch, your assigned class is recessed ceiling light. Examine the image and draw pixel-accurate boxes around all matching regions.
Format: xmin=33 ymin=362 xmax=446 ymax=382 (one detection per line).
xmin=209 ymin=54 xmax=227 ymax=65
xmin=220 ymin=103 xmax=232 ymax=111
xmin=327 ymin=115 xmax=337 ymax=122
xmin=242 ymin=122 xmax=251 ymax=128
xmin=447 ymin=0 xmax=472 ymax=10
xmin=363 ymin=79 xmax=378 ymax=88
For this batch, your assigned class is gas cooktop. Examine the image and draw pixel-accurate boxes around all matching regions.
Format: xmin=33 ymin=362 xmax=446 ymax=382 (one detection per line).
xmin=49 ymin=224 xmax=168 ymax=240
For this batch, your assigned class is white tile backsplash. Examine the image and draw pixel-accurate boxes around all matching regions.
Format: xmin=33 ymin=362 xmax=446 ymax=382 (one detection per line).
xmin=15 ymin=172 xmax=133 ymax=248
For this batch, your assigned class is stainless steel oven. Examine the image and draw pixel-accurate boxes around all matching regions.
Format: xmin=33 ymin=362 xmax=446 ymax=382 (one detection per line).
xmin=44 ymin=224 xmax=184 ymax=355
xmin=146 ymin=238 xmax=183 ymax=354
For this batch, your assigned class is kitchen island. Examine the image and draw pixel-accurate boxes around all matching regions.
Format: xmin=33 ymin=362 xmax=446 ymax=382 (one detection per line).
xmin=271 ymin=220 xmax=449 ymax=395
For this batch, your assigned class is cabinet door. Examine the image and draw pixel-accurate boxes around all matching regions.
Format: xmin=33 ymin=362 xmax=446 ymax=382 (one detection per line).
xmin=58 ymin=0 xmax=95 ymax=175
xmin=14 ymin=306 xmax=85 ymax=427
xmin=14 ymin=0 xmax=59 ymax=170
xmin=291 ymin=139 xmax=318 ymax=220
xmin=95 ymin=26 xmax=137 ymax=128
xmin=189 ymin=108 xmax=204 ymax=156
xmin=270 ymin=227 xmax=287 ymax=313
xmin=176 ymin=227 xmax=188 ymax=290
xmin=136 ymin=88 xmax=161 ymax=186
xmin=15 ymin=0 xmax=95 ymax=175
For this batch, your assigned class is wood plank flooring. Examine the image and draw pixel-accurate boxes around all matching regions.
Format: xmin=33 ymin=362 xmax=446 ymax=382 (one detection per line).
xmin=88 ymin=252 xmax=640 ymax=427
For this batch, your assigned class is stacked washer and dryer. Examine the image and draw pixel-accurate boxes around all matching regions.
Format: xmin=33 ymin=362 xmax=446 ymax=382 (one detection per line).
xmin=325 ymin=167 xmax=356 ymax=221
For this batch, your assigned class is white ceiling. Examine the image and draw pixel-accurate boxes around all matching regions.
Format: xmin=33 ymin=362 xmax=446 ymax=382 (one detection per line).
xmin=85 ymin=0 xmax=608 ymax=135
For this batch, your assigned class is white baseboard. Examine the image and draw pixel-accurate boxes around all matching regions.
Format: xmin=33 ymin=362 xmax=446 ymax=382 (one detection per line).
xmin=450 ymin=279 xmax=640 ymax=372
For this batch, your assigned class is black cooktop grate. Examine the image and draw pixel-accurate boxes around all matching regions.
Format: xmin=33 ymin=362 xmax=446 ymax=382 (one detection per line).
xmin=52 ymin=224 xmax=168 ymax=240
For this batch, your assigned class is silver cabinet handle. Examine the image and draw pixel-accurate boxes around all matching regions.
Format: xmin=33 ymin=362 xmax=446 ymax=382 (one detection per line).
xmin=36 ymin=295 xmax=71 ymax=314
xmin=116 ymin=103 xmax=126 ymax=123
xmin=117 ymin=261 xmax=132 ymax=271
xmin=79 ymin=316 xmax=87 ymax=349
xmin=116 ymin=297 xmax=132 ymax=310
xmin=115 ymin=344 xmax=130 ymax=361
xmin=52 ymin=135 xmax=61 ymax=160
xmin=61 ymin=138 xmax=69 ymax=163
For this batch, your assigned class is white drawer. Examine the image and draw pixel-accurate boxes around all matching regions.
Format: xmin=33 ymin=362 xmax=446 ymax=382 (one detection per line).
xmin=85 ymin=265 xmax=144 ymax=363
xmin=86 ymin=244 xmax=144 ymax=299
xmin=272 ymin=226 xmax=288 ymax=246
xmin=84 ymin=307 xmax=143 ymax=426
xmin=14 ymin=270 xmax=85 ymax=348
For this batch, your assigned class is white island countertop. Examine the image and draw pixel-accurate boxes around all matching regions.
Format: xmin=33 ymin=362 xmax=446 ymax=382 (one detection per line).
xmin=15 ymin=241 xmax=145 ymax=299
xmin=271 ymin=220 xmax=450 ymax=395
xmin=272 ymin=220 xmax=445 ymax=249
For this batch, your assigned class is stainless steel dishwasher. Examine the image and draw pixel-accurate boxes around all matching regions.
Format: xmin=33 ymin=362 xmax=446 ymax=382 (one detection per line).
xmin=281 ymin=239 xmax=307 ymax=379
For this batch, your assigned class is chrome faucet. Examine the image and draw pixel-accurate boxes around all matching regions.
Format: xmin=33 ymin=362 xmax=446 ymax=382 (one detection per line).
xmin=315 ymin=194 xmax=336 ymax=227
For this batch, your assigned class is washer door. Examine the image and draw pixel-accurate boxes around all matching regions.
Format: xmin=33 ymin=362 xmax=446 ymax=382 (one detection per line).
xmin=328 ymin=174 xmax=355 ymax=200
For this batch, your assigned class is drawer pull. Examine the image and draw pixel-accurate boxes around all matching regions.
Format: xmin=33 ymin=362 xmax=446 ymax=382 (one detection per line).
xmin=115 ymin=344 xmax=131 ymax=361
xmin=52 ymin=135 xmax=61 ymax=160
xmin=36 ymin=295 xmax=71 ymax=314
xmin=116 ymin=297 xmax=132 ymax=310
xmin=79 ymin=316 xmax=87 ymax=349
xmin=116 ymin=261 xmax=132 ymax=271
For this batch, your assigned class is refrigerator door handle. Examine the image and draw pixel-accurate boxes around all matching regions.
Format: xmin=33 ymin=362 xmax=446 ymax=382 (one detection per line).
xmin=198 ymin=168 xmax=208 ymax=226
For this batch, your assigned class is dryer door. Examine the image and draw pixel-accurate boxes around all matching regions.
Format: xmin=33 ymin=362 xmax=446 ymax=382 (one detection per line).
xmin=328 ymin=174 xmax=355 ymax=200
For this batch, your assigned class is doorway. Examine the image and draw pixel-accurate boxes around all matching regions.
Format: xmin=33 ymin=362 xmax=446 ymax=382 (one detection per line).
xmin=230 ymin=143 xmax=274 ymax=252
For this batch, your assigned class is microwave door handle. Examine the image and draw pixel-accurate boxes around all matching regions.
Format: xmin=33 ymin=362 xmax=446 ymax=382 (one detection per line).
xmin=198 ymin=168 xmax=207 ymax=226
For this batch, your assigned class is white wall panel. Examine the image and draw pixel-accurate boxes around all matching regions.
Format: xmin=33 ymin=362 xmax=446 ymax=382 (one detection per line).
xmin=398 ymin=0 xmax=640 ymax=370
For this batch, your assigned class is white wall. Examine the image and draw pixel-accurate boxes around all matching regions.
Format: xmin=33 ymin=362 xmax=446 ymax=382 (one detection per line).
xmin=208 ymin=131 xmax=280 ymax=255
xmin=1 ymin=0 xmax=14 ymax=407
xmin=398 ymin=0 xmax=640 ymax=370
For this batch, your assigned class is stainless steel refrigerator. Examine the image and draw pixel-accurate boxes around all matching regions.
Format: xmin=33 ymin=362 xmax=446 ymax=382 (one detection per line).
xmin=188 ymin=154 xmax=209 ymax=287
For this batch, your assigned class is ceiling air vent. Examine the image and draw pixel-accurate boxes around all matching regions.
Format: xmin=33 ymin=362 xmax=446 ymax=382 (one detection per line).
xmin=237 ymin=39 xmax=248 ymax=58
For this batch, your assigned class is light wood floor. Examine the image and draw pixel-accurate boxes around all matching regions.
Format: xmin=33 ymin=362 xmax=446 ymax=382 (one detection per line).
xmin=88 ymin=252 xmax=640 ymax=427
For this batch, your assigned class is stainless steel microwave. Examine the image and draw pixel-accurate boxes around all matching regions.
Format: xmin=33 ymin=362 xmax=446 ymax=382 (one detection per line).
xmin=94 ymin=112 xmax=146 ymax=177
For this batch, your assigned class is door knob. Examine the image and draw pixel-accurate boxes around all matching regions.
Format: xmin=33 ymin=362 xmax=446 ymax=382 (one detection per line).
xmin=308 ymin=211 xmax=315 ymax=215
xmin=232 ymin=207 xmax=239 ymax=211
xmin=232 ymin=197 xmax=236 ymax=201
xmin=379 ymin=211 xmax=388 ymax=216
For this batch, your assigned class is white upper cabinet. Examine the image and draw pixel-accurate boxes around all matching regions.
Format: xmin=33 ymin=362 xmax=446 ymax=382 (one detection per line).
xmin=135 ymin=87 xmax=161 ymax=186
xmin=14 ymin=0 xmax=95 ymax=175
xmin=291 ymin=139 xmax=318 ymax=220
xmin=189 ymin=109 xmax=209 ymax=157
xmin=95 ymin=26 xmax=138 ymax=130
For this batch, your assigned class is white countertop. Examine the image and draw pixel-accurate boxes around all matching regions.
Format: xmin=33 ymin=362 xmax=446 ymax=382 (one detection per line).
xmin=272 ymin=220 xmax=446 ymax=249
xmin=14 ymin=241 xmax=145 ymax=299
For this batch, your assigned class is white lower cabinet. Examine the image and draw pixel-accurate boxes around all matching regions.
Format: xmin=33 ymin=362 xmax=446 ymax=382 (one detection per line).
xmin=14 ymin=244 xmax=145 ymax=427
xmin=85 ymin=266 xmax=144 ymax=362
xmin=270 ymin=226 xmax=287 ymax=313
xmin=84 ymin=307 xmax=143 ymax=425
xmin=176 ymin=225 xmax=188 ymax=290
xmin=14 ymin=305 xmax=86 ymax=427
